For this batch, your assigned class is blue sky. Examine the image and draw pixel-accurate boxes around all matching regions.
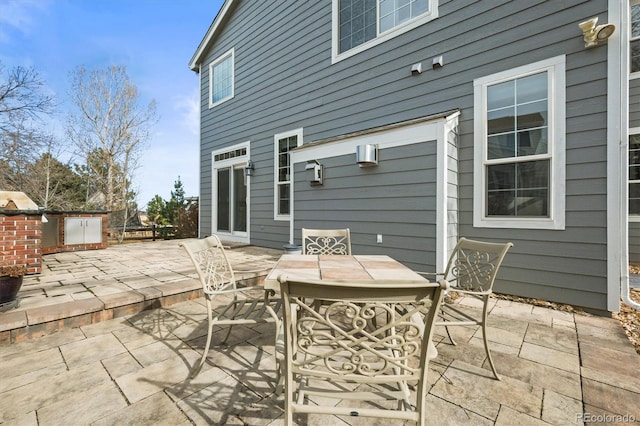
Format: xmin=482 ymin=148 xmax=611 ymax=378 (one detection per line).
xmin=0 ymin=0 xmax=224 ymax=207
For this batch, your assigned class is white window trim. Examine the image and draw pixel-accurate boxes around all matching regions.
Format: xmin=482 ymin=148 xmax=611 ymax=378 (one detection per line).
xmin=331 ymin=0 xmax=438 ymax=64
xmin=274 ymin=128 xmax=303 ymax=221
xmin=630 ymin=127 xmax=640 ymax=222
xmin=211 ymin=141 xmax=250 ymax=243
xmin=209 ymin=48 xmax=234 ymax=108
xmin=473 ymin=55 xmax=566 ymax=230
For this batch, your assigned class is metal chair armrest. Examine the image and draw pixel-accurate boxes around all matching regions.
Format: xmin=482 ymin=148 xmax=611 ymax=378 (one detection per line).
xmin=234 ymin=268 xmax=271 ymax=274
xmin=215 ymin=285 xmax=272 ymax=296
xmin=447 ymin=288 xmax=492 ymax=297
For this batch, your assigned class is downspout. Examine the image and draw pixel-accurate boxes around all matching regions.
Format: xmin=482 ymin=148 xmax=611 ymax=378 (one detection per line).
xmin=614 ymin=0 xmax=640 ymax=310
xmin=621 ymin=268 xmax=640 ymax=310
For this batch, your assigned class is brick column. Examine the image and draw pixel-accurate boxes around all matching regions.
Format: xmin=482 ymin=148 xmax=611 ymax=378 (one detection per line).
xmin=0 ymin=212 xmax=42 ymax=274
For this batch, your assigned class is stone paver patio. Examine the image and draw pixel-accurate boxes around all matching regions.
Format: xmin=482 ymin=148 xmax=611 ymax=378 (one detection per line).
xmin=0 ymin=240 xmax=639 ymax=425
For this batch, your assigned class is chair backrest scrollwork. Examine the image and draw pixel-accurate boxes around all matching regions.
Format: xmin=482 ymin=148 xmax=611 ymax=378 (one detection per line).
xmin=301 ymin=228 xmax=351 ymax=255
xmin=180 ymin=235 xmax=236 ymax=294
xmin=444 ymin=237 xmax=513 ymax=293
xmin=278 ymin=276 xmax=448 ymax=423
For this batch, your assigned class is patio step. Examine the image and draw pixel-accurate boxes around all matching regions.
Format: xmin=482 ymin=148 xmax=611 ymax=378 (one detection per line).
xmin=0 ymin=272 xmax=267 ymax=346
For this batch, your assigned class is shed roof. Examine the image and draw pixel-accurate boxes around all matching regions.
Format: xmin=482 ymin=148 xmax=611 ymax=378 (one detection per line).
xmin=0 ymin=191 xmax=39 ymax=211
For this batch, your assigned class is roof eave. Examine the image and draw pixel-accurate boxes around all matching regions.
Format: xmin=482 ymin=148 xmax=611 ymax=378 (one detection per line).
xmin=189 ymin=0 xmax=236 ymax=72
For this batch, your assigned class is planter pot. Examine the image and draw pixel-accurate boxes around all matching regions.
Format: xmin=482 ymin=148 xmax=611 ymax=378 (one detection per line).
xmin=0 ymin=275 xmax=24 ymax=304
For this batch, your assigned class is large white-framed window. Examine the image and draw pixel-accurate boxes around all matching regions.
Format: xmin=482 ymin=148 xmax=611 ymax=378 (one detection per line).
xmin=209 ymin=48 xmax=234 ymax=108
xmin=473 ymin=55 xmax=566 ymax=230
xmin=274 ymin=128 xmax=303 ymax=221
xmin=631 ymin=0 xmax=640 ymax=76
xmin=630 ymin=129 xmax=640 ymax=221
xmin=331 ymin=0 xmax=438 ymax=63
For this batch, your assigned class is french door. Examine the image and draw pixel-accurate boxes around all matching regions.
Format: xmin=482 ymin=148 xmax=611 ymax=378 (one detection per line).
xmin=212 ymin=143 xmax=250 ymax=243
xmin=216 ymin=165 xmax=247 ymax=235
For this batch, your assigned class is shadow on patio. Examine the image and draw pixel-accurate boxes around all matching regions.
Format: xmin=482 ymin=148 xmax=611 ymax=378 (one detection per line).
xmin=0 ymin=240 xmax=639 ymax=424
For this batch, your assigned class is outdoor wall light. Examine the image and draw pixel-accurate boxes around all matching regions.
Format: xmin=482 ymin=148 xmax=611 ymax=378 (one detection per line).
xmin=432 ymin=55 xmax=444 ymax=69
xmin=579 ymin=17 xmax=615 ymax=49
xmin=305 ymin=160 xmax=323 ymax=186
xmin=355 ymin=144 xmax=378 ymax=167
xmin=244 ymin=160 xmax=255 ymax=177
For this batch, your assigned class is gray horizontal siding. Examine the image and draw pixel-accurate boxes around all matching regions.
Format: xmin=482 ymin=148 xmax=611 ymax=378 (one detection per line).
xmin=196 ymin=0 xmax=611 ymax=310
xmin=293 ymin=143 xmax=439 ymax=271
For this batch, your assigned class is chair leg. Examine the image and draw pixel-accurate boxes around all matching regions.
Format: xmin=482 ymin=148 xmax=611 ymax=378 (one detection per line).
xmin=274 ymin=322 xmax=284 ymax=394
xmin=275 ymin=362 xmax=284 ymax=394
xmin=192 ymin=302 xmax=214 ymax=378
xmin=481 ymin=296 xmax=500 ymax=380
xmin=221 ymin=325 xmax=233 ymax=344
xmin=444 ymin=324 xmax=457 ymax=346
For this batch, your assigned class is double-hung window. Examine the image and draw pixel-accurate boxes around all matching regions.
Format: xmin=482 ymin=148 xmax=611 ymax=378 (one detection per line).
xmin=274 ymin=129 xmax=302 ymax=220
xmin=209 ymin=48 xmax=234 ymax=107
xmin=473 ymin=56 xmax=566 ymax=229
xmin=632 ymin=0 xmax=640 ymax=75
xmin=332 ymin=0 xmax=438 ymax=62
xmin=630 ymin=131 xmax=640 ymax=219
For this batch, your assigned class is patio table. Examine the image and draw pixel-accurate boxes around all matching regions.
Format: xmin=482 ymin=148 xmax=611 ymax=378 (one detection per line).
xmin=264 ymin=254 xmax=429 ymax=291
xmin=264 ymin=254 xmax=439 ymax=357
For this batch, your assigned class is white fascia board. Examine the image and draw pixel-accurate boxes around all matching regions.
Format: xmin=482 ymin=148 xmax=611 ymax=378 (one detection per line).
xmin=289 ymin=117 xmax=448 ymax=165
xmin=189 ymin=0 xmax=236 ymax=71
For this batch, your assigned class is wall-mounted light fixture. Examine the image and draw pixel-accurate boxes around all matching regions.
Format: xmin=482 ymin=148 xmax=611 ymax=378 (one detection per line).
xmin=432 ymin=55 xmax=444 ymax=69
xmin=579 ymin=17 xmax=615 ymax=49
xmin=305 ymin=160 xmax=323 ymax=186
xmin=355 ymin=144 xmax=378 ymax=167
xmin=244 ymin=160 xmax=255 ymax=177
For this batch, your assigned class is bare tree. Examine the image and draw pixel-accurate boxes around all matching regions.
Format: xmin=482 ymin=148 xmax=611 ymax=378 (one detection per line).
xmin=0 ymin=63 xmax=54 ymax=128
xmin=0 ymin=62 xmax=56 ymax=192
xmin=66 ymin=65 xmax=157 ymax=238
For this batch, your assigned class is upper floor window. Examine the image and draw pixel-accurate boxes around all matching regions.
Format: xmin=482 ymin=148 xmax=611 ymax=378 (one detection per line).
xmin=332 ymin=0 xmax=438 ymax=63
xmin=630 ymin=132 xmax=640 ymax=217
xmin=274 ymin=129 xmax=303 ymax=220
xmin=632 ymin=1 xmax=640 ymax=74
xmin=473 ymin=56 xmax=566 ymax=230
xmin=209 ymin=48 xmax=234 ymax=107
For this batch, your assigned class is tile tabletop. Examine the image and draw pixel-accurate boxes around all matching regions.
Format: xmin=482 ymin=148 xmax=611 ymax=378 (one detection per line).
xmin=264 ymin=254 xmax=427 ymax=291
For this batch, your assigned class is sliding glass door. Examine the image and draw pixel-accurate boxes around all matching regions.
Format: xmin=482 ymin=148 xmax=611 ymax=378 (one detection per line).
xmin=217 ymin=166 xmax=247 ymax=235
xmin=212 ymin=143 xmax=250 ymax=242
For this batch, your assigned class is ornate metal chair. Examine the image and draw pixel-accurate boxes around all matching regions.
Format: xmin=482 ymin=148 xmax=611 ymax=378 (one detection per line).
xmin=301 ymin=228 xmax=351 ymax=255
xmin=418 ymin=237 xmax=513 ymax=380
xmin=277 ymin=275 xmax=448 ymax=425
xmin=180 ymin=235 xmax=282 ymax=377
